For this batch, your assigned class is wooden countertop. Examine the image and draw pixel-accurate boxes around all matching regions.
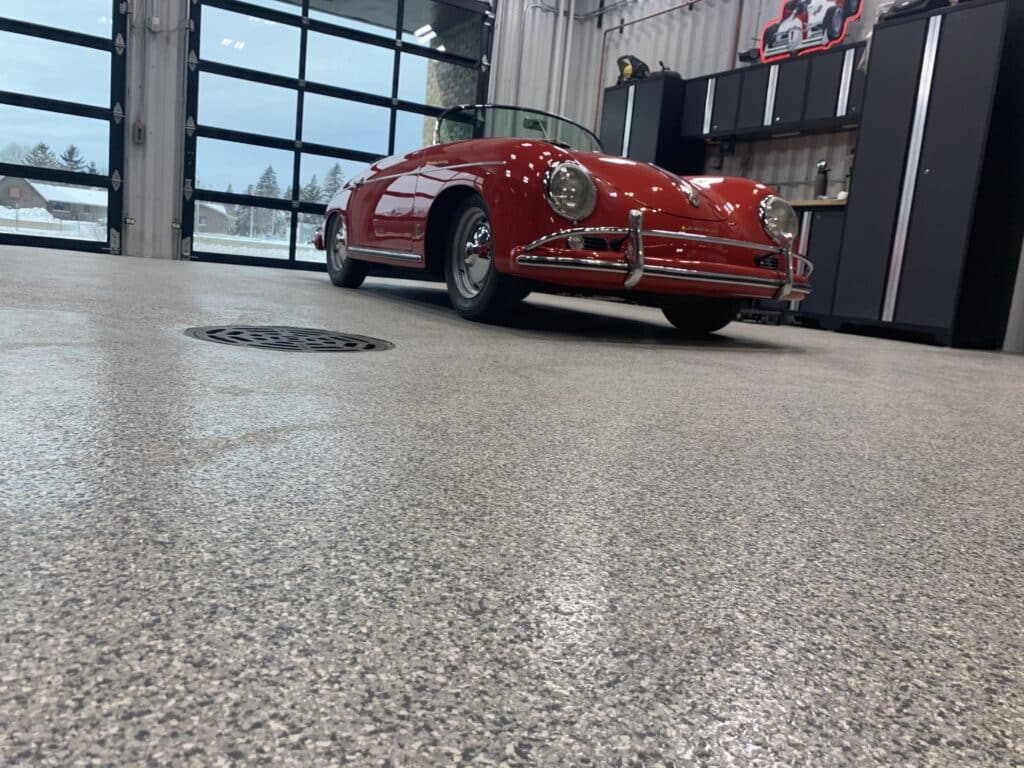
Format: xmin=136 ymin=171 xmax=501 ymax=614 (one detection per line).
xmin=788 ymin=198 xmax=848 ymax=208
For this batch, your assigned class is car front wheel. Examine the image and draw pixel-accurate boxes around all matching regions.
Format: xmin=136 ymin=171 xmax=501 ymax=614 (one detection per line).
xmin=444 ymin=194 xmax=524 ymax=322
xmin=824 ymin=7 xmax=844 ymax=41
xmin=326 ymin=213 xmax=367 ymax=288
xmin=662 ymin=297 xmax=740 ymax=336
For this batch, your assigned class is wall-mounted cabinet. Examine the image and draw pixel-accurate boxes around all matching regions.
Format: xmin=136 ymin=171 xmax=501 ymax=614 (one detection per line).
xmin=680 ymin=41 xmax=865 ymax=140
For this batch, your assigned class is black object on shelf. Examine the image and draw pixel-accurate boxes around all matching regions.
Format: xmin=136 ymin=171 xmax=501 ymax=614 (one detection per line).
xmin=831 ymin=0 xmax=1024 ymax=348
xmin=600 ymin=74 xmax=704 ymax=175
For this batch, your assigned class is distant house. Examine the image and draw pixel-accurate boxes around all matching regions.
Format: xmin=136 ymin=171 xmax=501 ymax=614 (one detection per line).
xmin=0 ymin=177 xmax=107 ymax=222
xmin=195 ymin=201 xmax=235 ymax=235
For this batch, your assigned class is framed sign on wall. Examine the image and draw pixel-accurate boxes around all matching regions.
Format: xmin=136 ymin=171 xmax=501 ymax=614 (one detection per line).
xmin=760 ymin=0 xmax=864 ymax=63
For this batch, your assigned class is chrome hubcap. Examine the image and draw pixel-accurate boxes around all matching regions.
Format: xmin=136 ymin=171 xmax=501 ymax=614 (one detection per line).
xmin=329 ymin=217 xmax=347 ymax=272
xmin=453 ymin=210 xmax=492 ymax=299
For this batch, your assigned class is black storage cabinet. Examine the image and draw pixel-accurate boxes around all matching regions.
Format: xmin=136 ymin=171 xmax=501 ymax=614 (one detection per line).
xmin=599 ymin=75 xmax=704 ymax=174
xmin=831 ymin=0 xmax=1024 ymax=347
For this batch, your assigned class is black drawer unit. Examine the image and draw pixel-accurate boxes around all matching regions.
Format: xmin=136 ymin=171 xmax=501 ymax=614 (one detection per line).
xmin=831 ymin=0 xmax=1024 ymax=347
xmin=795 ymin=207 xmax=847 ymax=318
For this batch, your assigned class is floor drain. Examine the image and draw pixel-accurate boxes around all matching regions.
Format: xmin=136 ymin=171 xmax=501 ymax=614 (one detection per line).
xmin=185 ymin=326 xmax=393 ymax=352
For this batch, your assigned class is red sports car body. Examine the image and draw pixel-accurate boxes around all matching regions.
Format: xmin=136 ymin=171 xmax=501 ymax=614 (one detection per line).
xmin=314 ymin=105 xmax=811 ymax=334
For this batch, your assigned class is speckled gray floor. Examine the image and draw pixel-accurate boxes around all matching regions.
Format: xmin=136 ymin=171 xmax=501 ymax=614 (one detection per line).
xmin=1 ymin=246 xmax=1023 ymax=766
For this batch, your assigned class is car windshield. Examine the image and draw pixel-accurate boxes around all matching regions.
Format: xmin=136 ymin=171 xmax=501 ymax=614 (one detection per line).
xmin=436 ymin=105 xmax=603 ymax=152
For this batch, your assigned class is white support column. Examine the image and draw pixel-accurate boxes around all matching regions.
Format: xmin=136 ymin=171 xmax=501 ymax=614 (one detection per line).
xmin=122 ymin=0 xmax=189 ymax=259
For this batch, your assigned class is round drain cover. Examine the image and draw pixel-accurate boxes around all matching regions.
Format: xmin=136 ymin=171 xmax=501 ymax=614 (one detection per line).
xmin=185 ymin=326 xmax=393 ymax=352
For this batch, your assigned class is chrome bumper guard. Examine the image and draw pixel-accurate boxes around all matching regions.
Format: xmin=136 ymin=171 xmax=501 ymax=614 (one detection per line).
xmin=516 ymin=208 xmax=812 ymax=300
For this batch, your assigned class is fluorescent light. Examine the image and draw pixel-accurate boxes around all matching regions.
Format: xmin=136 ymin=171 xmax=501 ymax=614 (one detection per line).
xmin=417 ymin=30 xmax=437 ymax=43
xmin=436 ymin=44 xmax=446 ymax=52
xmin=413 ymin=24 xmax=433 ymax=36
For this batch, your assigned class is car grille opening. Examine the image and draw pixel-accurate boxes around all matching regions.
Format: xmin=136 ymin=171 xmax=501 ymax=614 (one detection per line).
xmin=754 ymin=253 xmax=780 ymax=270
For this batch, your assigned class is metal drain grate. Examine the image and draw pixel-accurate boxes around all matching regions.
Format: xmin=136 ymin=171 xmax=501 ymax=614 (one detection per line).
xmin=185 ymin=326 xmax=393 ymax=352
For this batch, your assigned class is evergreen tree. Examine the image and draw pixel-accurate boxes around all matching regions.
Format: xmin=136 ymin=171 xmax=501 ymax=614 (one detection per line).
xmin=59 ymin=144 xmax=86 ymax=171
xmin=301 ymin=174 xmax=323 ymax=203
xmin=23 ymin=142 xmax=59 ymax=169
xmin=322 ymin=162 xmax=344 ymax=200
xmin=254 ymin=165 xmax=280 ymax=198
xmin=86 ymin=161 xmax=100 ymax=174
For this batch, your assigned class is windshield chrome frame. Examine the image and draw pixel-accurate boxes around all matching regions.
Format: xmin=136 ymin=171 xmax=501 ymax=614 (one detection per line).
xmin=434 ymin=104 xmax=604 ymax=152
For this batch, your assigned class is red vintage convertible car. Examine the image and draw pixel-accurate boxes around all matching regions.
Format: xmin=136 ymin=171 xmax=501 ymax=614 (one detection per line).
xmin=313 ymin=104 xmax=811 ymax=335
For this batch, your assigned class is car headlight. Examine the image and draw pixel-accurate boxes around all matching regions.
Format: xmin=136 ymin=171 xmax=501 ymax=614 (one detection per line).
xmin=759 ymin=195 xmax=799 ymax=247
xmin=544 ymin=162 xmax=597 ymax=221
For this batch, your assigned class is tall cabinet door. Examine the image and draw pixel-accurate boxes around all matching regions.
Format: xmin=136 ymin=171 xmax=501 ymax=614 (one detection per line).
xmin=599 ymin=86 xmax=629 ymax=156
xmin=893 ymin=1 xmax=1008 ymax=329
xmin=832 ymin=18 xmax=928 ymax=320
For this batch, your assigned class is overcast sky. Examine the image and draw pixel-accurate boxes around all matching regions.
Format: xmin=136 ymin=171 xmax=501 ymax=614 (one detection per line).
xmin=1 ymin=1 xmax=441 ymax=196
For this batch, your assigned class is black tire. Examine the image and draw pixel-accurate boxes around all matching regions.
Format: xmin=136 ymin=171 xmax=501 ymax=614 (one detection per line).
xmin=824 ymin=7 xmax=844 ymax=41
xmin=661 ymin=297 xmax=740 ymax=336
xmin=444 ymin=194 xmax=524 ymax=322
xmin=763 ymin=23 xmax=779 ymax=50
xmin=325 ymin=212 xmax=367 ymax=288
xmin=844 ymin=0 xmax=862 ymax=17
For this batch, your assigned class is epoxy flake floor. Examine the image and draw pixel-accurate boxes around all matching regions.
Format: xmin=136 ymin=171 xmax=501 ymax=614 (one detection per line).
xmin=1 ymin=247 xmax=1023 ymax=766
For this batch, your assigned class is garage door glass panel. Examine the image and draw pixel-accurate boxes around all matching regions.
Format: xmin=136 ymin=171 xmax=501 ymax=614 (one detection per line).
xmin=302 ymin=93 xmax=390 ymax=154
xmin=247 ymin=0 xmax=302 ymax=15
xmin=0 ymin=105 xmax=110 ymax=173
xmin=401 ymin=0 xmax=482 ymax=60
xmin=305 ymin=32 xmax=395 ymax=96
xmin=197 ymin=73 xmax=297 ymax=138
xmin=298 ymin=154 xmax=368 ymax=203
xmin=200 ymin=6 xmax=300 ymax=78
xmin=0 ymin=179 xmax=107 ymax=242
xmin=308 ymin=1 xmax=398 ymax=36
xmin=194 ymin=204 xmax=291 ymax=260
xmin=196 ymin=138 xmax=294 ymax=199
xmin=393 ymin=110 xmax=437 ymax=154
xmin=2 ymin=0 xmax=113 ymax=36
xmin=398 ymin=53 xmax=476 ymax=108
xmin=296 ymin=212 xmax=325 ymax=262
xmin=0 ymin=31 xmax=111 ymax=107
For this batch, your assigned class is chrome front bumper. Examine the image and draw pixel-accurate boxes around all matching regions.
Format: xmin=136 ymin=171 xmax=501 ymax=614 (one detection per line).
xmin=515 ymin=208 xmax=812 ymax=300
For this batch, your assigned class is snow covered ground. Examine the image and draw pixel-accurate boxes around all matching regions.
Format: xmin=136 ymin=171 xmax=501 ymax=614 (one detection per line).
xmin=0 ymin=207 xmax=105 ymax=241
xmin=194 ymin=233 xmax=323 ymax=264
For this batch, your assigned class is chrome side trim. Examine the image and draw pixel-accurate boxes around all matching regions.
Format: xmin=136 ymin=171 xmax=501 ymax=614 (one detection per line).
xmin=764 ymin=65 xmax=779 ymax=127
xmin=836 ymin=48 xmax=856 ymax=117
xmin=622 ymin=84 xmax=636 ymax=156
xmin=360 ymin=160 xmax=507 ymax=185
xmin=882 ymin=14 xmax=941 ymax=323
xmin=348 ymin=245 xmax=423 ymax=263
xmin=703 ymin=78 xmax=716 ymax=135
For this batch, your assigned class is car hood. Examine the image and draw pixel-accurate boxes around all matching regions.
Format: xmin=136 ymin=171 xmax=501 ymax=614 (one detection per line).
xmin=569 ymin=152 xmax=731 ymax=222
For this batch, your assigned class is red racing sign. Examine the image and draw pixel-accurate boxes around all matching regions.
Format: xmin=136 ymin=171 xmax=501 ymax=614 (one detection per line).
xmin=760 ymin=0 xmax=864 ymax=64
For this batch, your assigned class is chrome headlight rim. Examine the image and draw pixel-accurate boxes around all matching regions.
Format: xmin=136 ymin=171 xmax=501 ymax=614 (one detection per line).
xmin=759 ymin=195 xmax=799 ymax=248
xmin=544 ymin=161 xmax=597 ymax=222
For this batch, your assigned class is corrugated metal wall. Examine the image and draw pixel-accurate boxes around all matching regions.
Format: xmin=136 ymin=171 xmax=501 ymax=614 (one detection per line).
xmin=491 ymin=0 xmax=885 ymax=195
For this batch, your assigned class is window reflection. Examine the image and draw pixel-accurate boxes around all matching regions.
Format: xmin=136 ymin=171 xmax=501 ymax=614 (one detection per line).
xmin=398 ymin=53 xmax=476 ymax=108
xmin=298 ymin=154 xmax=368 ymax=203
xmin=303 ymin=93 xmax=390 ymax=154
xmin=305 ymin=32 xmax=394 ymax=96
xmin=200 ymin=6 xmax=300 ymax=77
xmin=2 ymin=0 xmax=113 ymax=36
xmin=393 ymin=111 xmax=437 ymax=154
xmin=0 ymin=31 xmax=111 ymax=107
xmin=195 ymin=138 xmax=294 ymax=198
xmin=0 ymin=104 xmax=109 ymax=174
xmin=0 ymin=177 xmax=107 ymax=241
xmin=198 ymin=73 xmax=297 ymax=138
xmin=308 ymin=0 xmax=398 ymax=36
xmin=296 ymin=212 xmax=325 ymax=262
xmin=401 ymin=0 xmax=482 ymax=60
xmin=194 ymin=203 xmax=292 ymax=259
